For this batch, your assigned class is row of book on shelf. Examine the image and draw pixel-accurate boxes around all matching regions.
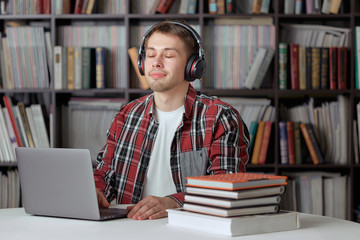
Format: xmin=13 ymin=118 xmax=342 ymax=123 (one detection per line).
xmin=54 ymin=46 xmax=107 ymax=90
xmin=280 ymin=95 xmax=349 ymax=165
xmin=0 ymin=169 xmax=20 ymax=209
xmin=0 ymin=24 xmax=52 ymax=90
xmin=245 ymin=94 xmax=350 ymax=165
xmin=168 ymin=172 xmax=300 ymax=237
xmin=278 ymin=43 xmax=348 ymax=90
xmin=0 ymin=96 xmax=50 ymax=163
xmin=281 ymin=171 xmax=347 ymax=219
xmin=279 ymin=23 xmax=350 ymax=90
xmin=61 ymin=97 xmax=125 ymax=163
xmin=57 ymin=24 xmax=126 ymax=89
xmin=0 ymin=0 xmax=51 ymax=15
xmin=56 ymin=0 xmax=124 ymax=15
xmin=283 ymin=0 xmax=343 ymax=15
xmin=204 ymin=20 xmax=275 ymax=89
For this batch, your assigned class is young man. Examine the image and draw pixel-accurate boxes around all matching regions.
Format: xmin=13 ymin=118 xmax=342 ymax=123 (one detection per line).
xmin=94 ymin=20 xmax=249 ymax=220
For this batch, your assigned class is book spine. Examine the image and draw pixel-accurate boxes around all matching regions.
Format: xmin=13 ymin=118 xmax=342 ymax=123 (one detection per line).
xmin=279 ymin=121 xmax=289 ymax=164
xmin=299 ymin=123 xmax=322 ymax=165
xmin=337 ymin=47 xmax=347 ymax=90
xmin=53 ymin=46 xmax=62 ymax=90
xmin=329 ymin=46 xmax=337 ymax=89
xmin=128 ymin=47 xmax=149 ymax=90
xmin=329 ymin=0 xmax=342 ymax=14
xmin=298 ymin=46 xmax=306 ymax=90
xmin=311 ymin=47 xmax=321 ymax=89
xmin=217 ymin=0 xmax=225 ymax=14
xmin=187 ymin=0 xmax=197 ymax=14
xmin=293 ymin=122 xmax=302 ymax=164
xmin=252 ymin=0 xmax=262 ymax=14
xmin=3 ymin=96 xmax=22 ymax=147
xmin=248 ymin=121 xmax=258 ymax=157
xmin=257 ymin=121 xmax=272 ymax=164
xmin=43 ymin=0 xmax=51 ymax=14
xmin=320 ymin=47 xmax=329 ymax=89
xmin=253 ymin=48 xmax=275 ymax=89
xmin=86 ymin=0 xmax=95 ymax=14
xmin=290 ymin=43 xmax=299 ymax=90
xmin=208 ymin=0 xmax=217 ymax=14
xmin=74 ymin=0 xmax=84 ymax=14
xmin=156 ymin=0 xmax=175 ymax=13
xmin=305 ymin=47 xmax=312 ymax=89
xmin=250 ymin=121 xmax=265 ymax=164
xmin=96 ymin=47 xmax=106 ymax=89
xmin=278 ymin=42 xmax=288 ymax=89
xmin=286 ymin=121 xmax=296 ymax=165
xmin=225 ymin=0 xmax=233 ymax=13
xmin=67 ymin=46 xmax=75 ymax=90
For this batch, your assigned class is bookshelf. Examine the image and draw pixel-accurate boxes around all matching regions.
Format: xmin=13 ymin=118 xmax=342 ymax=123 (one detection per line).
xmin=0 ymin=0 xmax=359 ymax=221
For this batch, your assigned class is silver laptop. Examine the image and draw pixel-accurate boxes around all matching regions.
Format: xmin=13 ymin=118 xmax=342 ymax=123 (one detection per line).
xmin=15 ymin=147 xmax=128 ymax=221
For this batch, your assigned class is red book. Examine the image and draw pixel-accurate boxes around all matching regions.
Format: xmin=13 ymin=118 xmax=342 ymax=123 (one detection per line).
xmin=290 ymin=44 xmax=299 ymax=89
xmin=43 ymin=0 xmax=51 ymax=14
xmin=74 ymin=0 xmax=84 ymax=14
xmin=186 ymin=172 xmax=287 ymax=191
xmin=337 ymin=47 xmax=347 ymax=90
xmin=286 ymin=121 xmax=295 ymax=165
xmin=36 ymin=0 xmax=43 ymax=14
xmin=329 ymin=47 xmax=337 ymax=90
xmin=156 ymin=0 xmax=175 ymax=13
xmin=257 ymin=121 xmax=272 ymax=165
xmin=3 ymin=96 xmax=22 ymax=147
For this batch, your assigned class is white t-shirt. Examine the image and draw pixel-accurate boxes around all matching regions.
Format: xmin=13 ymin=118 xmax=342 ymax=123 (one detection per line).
xmin=142 ymin=105 xmax=185 ymax=198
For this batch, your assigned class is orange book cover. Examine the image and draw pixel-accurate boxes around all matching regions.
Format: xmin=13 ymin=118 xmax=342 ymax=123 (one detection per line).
xmin=299 ymin=123 xmax=323 ymax=165
xmin=250 ymin=121 xmax=265 ymax=164
xmin=257 ymin=121 xmax=272 ymax=164
xmin=186 ymin=172 xmax=287 ymax=191
xmin=128 ymin=47 xmax=149 ymax=90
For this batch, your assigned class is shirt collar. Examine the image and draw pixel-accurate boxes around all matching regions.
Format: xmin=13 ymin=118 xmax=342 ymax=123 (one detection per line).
xmin=145 ymin=84 xmax=197 ymax=119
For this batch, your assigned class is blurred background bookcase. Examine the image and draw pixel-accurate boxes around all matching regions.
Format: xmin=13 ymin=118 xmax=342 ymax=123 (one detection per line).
xmin=0 ymin=0 xmax=359 ymax=222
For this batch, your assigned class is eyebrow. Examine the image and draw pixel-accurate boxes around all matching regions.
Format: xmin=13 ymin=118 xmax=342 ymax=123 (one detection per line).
xmin=146 ymin=47 xmax=180 ymax=53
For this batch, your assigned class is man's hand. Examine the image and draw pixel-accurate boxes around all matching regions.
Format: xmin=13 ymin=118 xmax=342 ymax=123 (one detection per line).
xmin=127 ymin=196 xmax=180 ymax=220
xmin=96 ymin=188 xmax=110 ymax=208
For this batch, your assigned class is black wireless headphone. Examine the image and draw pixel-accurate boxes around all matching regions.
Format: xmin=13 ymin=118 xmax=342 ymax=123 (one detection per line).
xmin=137 ymin=21 xmax=206 ymax=82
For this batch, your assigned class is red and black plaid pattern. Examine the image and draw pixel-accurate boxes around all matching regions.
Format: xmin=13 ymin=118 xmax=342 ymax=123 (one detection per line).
xmin=94 ymin=85 xmax=249 ymax=205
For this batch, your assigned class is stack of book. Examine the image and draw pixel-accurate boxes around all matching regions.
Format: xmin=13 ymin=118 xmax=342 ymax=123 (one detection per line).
xmin=167 ymin=172 xmax=300 ymax=236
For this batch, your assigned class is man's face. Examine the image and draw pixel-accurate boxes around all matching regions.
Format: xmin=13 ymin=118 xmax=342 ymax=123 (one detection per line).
xmin=144 ymin=32 xmax=188 ymax=92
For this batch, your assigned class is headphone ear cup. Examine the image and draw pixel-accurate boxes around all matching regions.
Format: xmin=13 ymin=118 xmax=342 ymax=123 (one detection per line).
xmin=185 ymin=54 xmax=198 ymax=82
xmin=185 ymin=54 xmax=206 ymax=82
xmin=137 ymin=51 xmax=145 ymax=76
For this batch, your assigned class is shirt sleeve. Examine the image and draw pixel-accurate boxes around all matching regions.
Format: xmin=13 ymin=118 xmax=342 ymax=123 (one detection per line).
xmin=93 ymin=112 xmax=119 ymax=202
xmin=208 ymin=107 xmax=250 ymax=174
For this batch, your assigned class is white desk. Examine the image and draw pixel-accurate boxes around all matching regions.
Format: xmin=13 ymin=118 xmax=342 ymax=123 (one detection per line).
xmin=0 ymin=208 xmax=359 ymax=240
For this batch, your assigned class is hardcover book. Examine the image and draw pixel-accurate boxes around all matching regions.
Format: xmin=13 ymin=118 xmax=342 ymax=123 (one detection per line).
xmin=184 ymin=194 xmax=282 ymax=208
xmin=186 ymin=185 xmax=286 ymax=200
xmin=186 ymin=172 xmax=287 ymax=190
xmin=167 ymin=209 xmax=300 ymax=237
xmin=183 ymin=203 xmax=280 ymax=217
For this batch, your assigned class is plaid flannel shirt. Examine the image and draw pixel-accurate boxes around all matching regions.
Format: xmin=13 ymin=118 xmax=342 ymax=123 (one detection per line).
xmin=94 ymin=85 xmax=249 ymax=206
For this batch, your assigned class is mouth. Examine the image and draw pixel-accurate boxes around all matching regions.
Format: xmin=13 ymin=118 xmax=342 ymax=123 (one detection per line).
xmin=149 ymin=71 xmax=167 ymax=79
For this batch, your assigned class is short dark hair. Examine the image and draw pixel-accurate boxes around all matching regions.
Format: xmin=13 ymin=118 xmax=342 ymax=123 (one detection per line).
xmin=144 ymin=20 xmax=198 ymax=58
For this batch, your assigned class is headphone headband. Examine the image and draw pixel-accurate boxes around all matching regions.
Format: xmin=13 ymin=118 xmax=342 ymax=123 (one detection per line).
xmin=137 ymin=21 xmax=206 ymax=82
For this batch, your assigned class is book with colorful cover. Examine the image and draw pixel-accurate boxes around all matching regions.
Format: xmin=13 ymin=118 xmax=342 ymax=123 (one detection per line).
xmin=186 ymin=172 xmax=287 ymax=190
